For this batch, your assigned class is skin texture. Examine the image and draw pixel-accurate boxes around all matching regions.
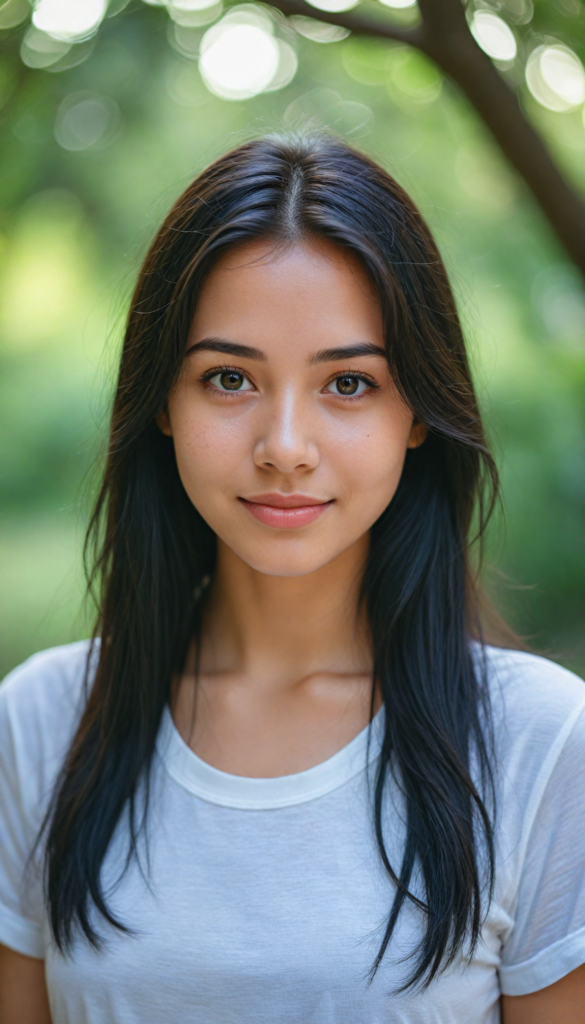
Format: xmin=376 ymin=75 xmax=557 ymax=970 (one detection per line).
xmin=0 ymin=947 xmax=51 ymax=1024
xmin=2 ymin=239 xmax=582 ymax=1022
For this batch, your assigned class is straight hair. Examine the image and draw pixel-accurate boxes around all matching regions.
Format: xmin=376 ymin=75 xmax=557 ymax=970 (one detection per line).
xmin=45 ymin=134 xmax=508 ymax=990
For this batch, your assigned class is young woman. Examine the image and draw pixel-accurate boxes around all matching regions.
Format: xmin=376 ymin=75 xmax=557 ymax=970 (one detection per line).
xmin=0 ymin=136 xmax=584 ymax=1024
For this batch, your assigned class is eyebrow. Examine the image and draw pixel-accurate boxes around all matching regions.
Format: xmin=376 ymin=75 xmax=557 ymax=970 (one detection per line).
xmin=311 ymin=343 xmax=386 ymax=363
xmin=184 ymin=338 xmax=387 ymax=364
xmin=185 ymin=338 xmax=267 ymax=361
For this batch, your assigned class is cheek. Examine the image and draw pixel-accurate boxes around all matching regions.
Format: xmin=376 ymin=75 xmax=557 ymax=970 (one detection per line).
xmin=325 ymin=407 xmax=411 ymax=505
xmin=169 ymin=404 xmax=248 ymax=500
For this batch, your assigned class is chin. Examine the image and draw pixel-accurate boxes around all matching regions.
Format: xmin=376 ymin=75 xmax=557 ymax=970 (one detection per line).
xmin=235 ymin=544 xmax=339 ymax=579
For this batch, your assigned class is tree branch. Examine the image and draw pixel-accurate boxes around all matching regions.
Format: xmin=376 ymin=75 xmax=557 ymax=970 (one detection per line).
xmin=416 ymin=0 xmax=585 ymax=275
xmin=267 ymin=0 xmax=585 ymax=278
xmin=267 ymin=0 xmax=423 ymax=46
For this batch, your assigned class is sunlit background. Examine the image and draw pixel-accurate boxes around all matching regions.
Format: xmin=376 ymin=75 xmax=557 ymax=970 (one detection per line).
xmin=0 ymin=0 xmax=584 ymax=677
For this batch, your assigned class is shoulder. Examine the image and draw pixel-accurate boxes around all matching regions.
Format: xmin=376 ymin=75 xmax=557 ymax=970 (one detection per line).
xmin=478 ymin=645 xmax=585 ymax=830
xmin=0 ymin=643 xmax=93 ymax=955
xmin=0 ymin=641 xmax=94 ymax=804
xmin=479 ymin=645 xmax=585 ymax=743
xmin=1 ymin=639 xmax=93 ymax=724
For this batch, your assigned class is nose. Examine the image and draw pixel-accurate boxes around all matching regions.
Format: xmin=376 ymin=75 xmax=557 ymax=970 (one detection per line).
xmin=253 ymin=387 xmax=320 ymax=474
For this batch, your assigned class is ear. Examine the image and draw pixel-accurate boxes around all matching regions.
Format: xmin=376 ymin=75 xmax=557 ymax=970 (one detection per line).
xmin=156 ymin=408 xmax=173 ymax=437
xmin=407 ymin=420 xmax=427 ymax=449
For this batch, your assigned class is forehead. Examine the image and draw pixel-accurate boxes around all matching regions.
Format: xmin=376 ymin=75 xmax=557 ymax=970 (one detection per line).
xmin=189 ymin=239 xmax=383 ymax=358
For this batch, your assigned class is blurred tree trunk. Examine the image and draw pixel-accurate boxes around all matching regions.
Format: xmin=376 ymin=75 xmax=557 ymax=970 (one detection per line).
xmin=271 ymin=0 xmax=585 ymax=279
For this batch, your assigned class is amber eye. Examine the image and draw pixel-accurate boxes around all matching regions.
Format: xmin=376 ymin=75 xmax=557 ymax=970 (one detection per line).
xmin=220 ymin=371 xmax=245 ymax=390
xmin=207 ymin=369 xmax=254 ymax=393
xmin=336 ymin=376 xmax=360 ymax=395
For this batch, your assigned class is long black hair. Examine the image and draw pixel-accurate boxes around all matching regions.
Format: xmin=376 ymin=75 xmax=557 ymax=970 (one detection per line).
xmin=45 ymin=134 xmax=508 ymax=989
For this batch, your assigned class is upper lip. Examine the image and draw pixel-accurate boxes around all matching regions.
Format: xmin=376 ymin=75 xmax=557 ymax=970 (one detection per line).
xmin=240 ymin=493 xmax=332 ymax=508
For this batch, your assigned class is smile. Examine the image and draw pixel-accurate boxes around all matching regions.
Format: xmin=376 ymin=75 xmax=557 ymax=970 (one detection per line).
xmin=238 ymin=494 xmax=334 ymax=529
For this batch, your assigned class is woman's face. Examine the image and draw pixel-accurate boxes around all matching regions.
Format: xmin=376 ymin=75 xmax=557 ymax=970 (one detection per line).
xmin=161 ymin=239 xmax=425 ymax=577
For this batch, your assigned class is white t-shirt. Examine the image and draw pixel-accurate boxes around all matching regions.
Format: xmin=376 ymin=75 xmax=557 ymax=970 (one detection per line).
xmin=1 ymin=641 xmax=585 ymax=1024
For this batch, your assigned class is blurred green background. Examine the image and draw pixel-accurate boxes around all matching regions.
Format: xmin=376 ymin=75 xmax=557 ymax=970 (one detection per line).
xmin=1 ymin=0 xmax=584 ymax=678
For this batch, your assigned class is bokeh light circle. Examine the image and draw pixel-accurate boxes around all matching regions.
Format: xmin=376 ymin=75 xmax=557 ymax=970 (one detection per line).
xmin=265 ymin=41 xmax=298 ymax=92
xmin=172 ymin=0 xmax=218 ymax=8
xmin=200 ymin=17 xmax=280 ymax=99
xmin=526 ymin=44 xmax=585 ymax=111
xmin=304 ymin=0 xmax=359 ymax=13
xmin=0 ymin=0 xmax=30 ymax=30
xmin=291 ymin=16 xmax=349 ymax=42
xmin=54 ymin=91 xmax=120 ymax=150
xmin=21 ymin=26 xmax=71 ymax=68
xmin=32 ymin=0 xmax=107 ymax=42
xmin=470 ymin=11 xmax=517 ymax=62
xmin=378 ymin=0 xmax=417 ymax=8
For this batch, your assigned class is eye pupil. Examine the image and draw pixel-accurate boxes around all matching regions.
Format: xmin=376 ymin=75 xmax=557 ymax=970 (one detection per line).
xmin=337 ymin=376 xmax=359 ymax=395
xmin=221 ymin=372 xmax=243 ymax=390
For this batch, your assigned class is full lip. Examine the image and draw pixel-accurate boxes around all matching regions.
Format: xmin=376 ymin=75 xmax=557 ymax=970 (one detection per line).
xmin=238 ymin=493 xmax=334 ymax=529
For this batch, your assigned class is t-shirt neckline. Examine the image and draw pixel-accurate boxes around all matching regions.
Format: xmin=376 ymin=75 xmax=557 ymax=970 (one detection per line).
xmin=157 ymin=705 xmax=384 ymax=810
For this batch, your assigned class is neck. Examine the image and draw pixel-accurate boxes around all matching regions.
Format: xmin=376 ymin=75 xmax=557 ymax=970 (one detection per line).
xmin=199 ymin=535 xmax=372 ymax=689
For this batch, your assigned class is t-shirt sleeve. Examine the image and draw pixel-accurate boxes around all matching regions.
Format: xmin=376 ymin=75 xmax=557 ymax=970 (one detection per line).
xmin=0 ymin=643 xmax=89 ymax=959
xmin=0 ymin=683 xmax=46 ymax=958
xmin=499 ymin=701 xmax=585 ymax=995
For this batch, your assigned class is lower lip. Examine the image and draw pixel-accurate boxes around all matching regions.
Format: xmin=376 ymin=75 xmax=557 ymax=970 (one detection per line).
xmin=240 ymin=499 xmax=333 ymax=529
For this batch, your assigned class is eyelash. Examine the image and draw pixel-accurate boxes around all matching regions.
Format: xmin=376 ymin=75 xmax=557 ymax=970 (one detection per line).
xmin=198 ymin=366 xmax=381 ymax=398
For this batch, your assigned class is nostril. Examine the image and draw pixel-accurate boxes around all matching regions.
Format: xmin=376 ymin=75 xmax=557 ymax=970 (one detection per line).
xmin=253 ymin=439 xmax=320 ymax=475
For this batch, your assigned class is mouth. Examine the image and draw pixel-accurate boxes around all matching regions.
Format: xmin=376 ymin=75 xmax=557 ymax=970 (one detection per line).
xmin=238 ymin=493 xmax=334 ymax=529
